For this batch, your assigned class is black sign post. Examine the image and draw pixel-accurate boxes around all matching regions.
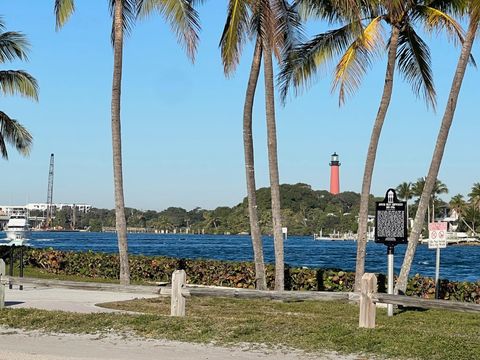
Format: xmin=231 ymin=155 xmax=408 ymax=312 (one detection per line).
xmin=374 ymin=189 xmax=407 ymax=317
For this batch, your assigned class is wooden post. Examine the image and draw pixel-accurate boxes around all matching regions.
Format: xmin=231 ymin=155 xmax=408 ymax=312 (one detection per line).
xmin=0 ymin=259 xmax=5 ymax=310
xmin=359 ymin=273 xmax=377 ymax=328
xmin=171 ymin=270 xmax=186 ymax=316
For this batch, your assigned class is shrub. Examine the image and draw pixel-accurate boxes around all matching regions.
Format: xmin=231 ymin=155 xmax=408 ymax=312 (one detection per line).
xmin=23 ymin=248 xmax=480 ymax=303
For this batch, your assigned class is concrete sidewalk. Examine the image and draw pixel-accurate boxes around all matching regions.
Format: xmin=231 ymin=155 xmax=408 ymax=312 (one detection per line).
xmin=4 ymin=284 xmax=158 ymax=313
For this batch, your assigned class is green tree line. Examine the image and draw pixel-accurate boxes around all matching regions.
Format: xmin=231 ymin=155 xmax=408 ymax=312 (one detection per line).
xmin=49 ymin=180 xmax=480 ymax=239
xmin=49 ymin=183 xmax=380 ymax=235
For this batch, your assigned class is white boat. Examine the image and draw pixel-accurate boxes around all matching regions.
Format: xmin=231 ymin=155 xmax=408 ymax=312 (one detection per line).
xmin=4 ymin=213 xmax=31 ymax=242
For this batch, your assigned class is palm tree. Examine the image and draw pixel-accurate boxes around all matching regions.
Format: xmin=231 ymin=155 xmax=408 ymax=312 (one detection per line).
xmin=412 ymin=178 xmax=448 ymax=224
xmin=466 ymin=183 xmax=480 ymax=234
xmin=396 ymin=2 xmax=479 ymax=294
xmin=431 ymin=179 xmax=448 ymax=221
xmin=462 ymin=206 xmax=480 ymax=235
xmin=56 ymin=0 xmax=136 ymax=285
xmin=55 ymin=0 xmax=201 ymax=285
xmin=280 ymin=0 xmax=465 ymax=291
xmin=396 ymin=182 xmax=412 ymax=228
xmin=449 ymin=194 xmax=465 ymax=228
xmin=468 ymin=182 xmax=480 ymax=209
xmin=220 ymin=2 xmax=266 ymax=289
xmin=412 ymin=177 xmax=425 ymax=197
xmin=221 ymin=0 xmax=302 ymax=291
xmin=412 ymin=177 xmax=431 ymax=222
xmin=0 ymin=21 xmax=38 ymax=159
xmin=449 ymin=194 xmax=465 ymax=217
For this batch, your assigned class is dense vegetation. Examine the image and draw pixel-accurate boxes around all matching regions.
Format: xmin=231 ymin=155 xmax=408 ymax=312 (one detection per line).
xmin=46 ymin=183 xmax=381 ymax=235
xmin=43 ymin=179 xmax=480 ymax=239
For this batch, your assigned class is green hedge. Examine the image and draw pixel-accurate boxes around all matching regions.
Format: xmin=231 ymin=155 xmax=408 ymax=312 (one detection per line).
xmin=23 ymin=248 xmax=480 ymax=303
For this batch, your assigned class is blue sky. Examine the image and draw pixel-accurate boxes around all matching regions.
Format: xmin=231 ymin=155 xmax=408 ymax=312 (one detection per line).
xmin=0 ymin=1 xmax=478 ymax=211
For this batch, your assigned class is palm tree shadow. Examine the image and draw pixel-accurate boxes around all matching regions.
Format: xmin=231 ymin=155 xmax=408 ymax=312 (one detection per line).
xmin=395 ymin=305 xmax=429 ymax=314
xmin=4 ymin=301 xmax=24 ymax=307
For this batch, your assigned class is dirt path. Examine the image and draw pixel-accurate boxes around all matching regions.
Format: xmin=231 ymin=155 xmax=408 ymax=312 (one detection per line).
xmin=0 ymin=328 xmax=361 ymax=360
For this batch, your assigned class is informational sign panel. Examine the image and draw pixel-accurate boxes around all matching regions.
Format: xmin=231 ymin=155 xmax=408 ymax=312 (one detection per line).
xmin=428 ymin=222 xmax=447 ymax=249
xmin=375 ymin=189 xmax=407 ymax=245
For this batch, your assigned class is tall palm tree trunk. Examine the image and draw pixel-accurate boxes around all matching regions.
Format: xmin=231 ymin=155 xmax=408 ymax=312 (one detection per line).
xmin=263 ymin=44 xmax=284 ymax=291
xmin=244 ymin=38 xmax=267 ymax=290
xmin=112 ymin=1 xmax=130 ymax=285
xmin=395 ymin=16 xmax=478 ymax=294
xmin=354 ymin=26 xmax=400 ymax=292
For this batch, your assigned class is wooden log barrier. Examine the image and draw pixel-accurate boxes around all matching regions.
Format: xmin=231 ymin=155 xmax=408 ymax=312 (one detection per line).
xmin=171 ymin=270 xmax=187 ymax=316
xmin=359 ymin=273 xmax=377 ymax=328
xmin=358 ymin=272 xmax=480 ymax=329
xmin=163 ymin=285 xmax=349 ymax=301
xmin=374 ymin=293 xmax=480 ymax=313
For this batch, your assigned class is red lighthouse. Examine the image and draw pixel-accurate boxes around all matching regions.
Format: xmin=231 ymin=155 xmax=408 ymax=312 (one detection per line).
xmin=329 ymin=152 xmax=340 ymax=195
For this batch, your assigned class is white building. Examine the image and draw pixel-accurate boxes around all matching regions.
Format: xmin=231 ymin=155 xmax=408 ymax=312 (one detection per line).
xmin=26 ymin=203 xmax=92 ymax=213
xmin=0 ymin=206 xmax=28 ymax=217
xmin=0 ymin=203 xmax=92 ymax=215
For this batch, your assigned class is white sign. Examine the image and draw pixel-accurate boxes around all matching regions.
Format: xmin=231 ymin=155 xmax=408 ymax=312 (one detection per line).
xmin=428 ymin=222 xmax=447 ymax=249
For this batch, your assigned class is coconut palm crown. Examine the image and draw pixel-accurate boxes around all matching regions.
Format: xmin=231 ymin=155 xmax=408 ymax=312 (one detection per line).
xmin=468 ymin=182 xmax=480 ymax=209
xmin=280 ymin=0 xmax=468 ymax=105
xmin=55 ymin=0 xmax=201 ymax=59
xmin=0 ymin=20 xmax=38 ymax=159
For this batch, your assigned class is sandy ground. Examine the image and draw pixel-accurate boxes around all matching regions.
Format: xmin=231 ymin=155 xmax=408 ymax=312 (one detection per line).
xmin=0 ymin=328 xmax=363 ymax=360
xmin=1 ymin=285 xmax=365 ymax=360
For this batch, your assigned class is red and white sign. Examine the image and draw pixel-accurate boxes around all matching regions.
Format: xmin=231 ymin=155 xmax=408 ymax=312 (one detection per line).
xmin=428 ymin=222 xmax=447 ymax=249
xmin=428 ymin=222 xmax=448 ymax=231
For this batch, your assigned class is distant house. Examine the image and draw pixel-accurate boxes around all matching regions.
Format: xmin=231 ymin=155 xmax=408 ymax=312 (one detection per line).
xmin=26 ymin=203 xmax=92 ymax=213
xmin=0 ymin=203 xmax=92 ymax=215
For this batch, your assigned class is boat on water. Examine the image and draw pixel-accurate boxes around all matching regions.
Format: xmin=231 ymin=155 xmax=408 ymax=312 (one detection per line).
xmin=4 ymin=212 xmax=31 ymax=243
xmin=420 ymin=231 xmax=480 ymax=246
xmin=313 ymin=228 xmax=375 ymax=241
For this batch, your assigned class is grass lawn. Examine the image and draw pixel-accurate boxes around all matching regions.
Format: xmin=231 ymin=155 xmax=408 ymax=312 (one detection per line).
xmin=0 ymin=295 xmax=479 ymax=360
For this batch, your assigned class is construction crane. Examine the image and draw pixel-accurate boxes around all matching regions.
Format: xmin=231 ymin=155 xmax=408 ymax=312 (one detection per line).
xmin=46 ymin=153 xmax=54 ymax=228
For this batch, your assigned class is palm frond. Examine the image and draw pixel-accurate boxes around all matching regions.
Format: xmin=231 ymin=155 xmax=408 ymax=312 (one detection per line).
xmin=0 ymin=70 xmax=39 ymax=101
xmin=295 ymin=0 xmax=344 ymax=22
xmin=472 ymin=0 xmax=480 ymax=17
xmin=415 ymin=5 xmax=464 ymax=44
xmin=0 ymin=32 xmax=30 ymax=62
xmin=110 ymin=0 xmax=137 ymax=43
xmin=414 ymin=4 xmax=476 ymax=67
xmin=0 ymin=111 xmax=32 ymax=159
xmin=396 ymin=23 xmax=436 ymax=109
xmin=219 ymin=0 xmax=252 ymax=75
xmin=273 ymin=0 xmax=305 ymax=63
xmin=278 ymin=20 xmax=362 ymax=102
xmin=423 ymin=0 xmax=468 ymax=17
xmin=251 ymin=0 xmax=276 ymax=51
xmin=55 ymin=0 xmax=75 ymax=30
xmin=137 ymin=0 xmax=202 ymax=61
xmin=333 ymin=16 xmax=385 ymax=105
xmin=294 ymin=0 xmax=378 ymax=23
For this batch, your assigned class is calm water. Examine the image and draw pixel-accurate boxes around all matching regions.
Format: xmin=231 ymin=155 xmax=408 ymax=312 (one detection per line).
xmin=4 ymin=232 xmax=479 ymax=282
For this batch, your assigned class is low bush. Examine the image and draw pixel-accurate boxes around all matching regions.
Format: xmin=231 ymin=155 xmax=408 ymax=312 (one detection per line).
xmin=22 ymin=248 xmax=480 ymax=303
